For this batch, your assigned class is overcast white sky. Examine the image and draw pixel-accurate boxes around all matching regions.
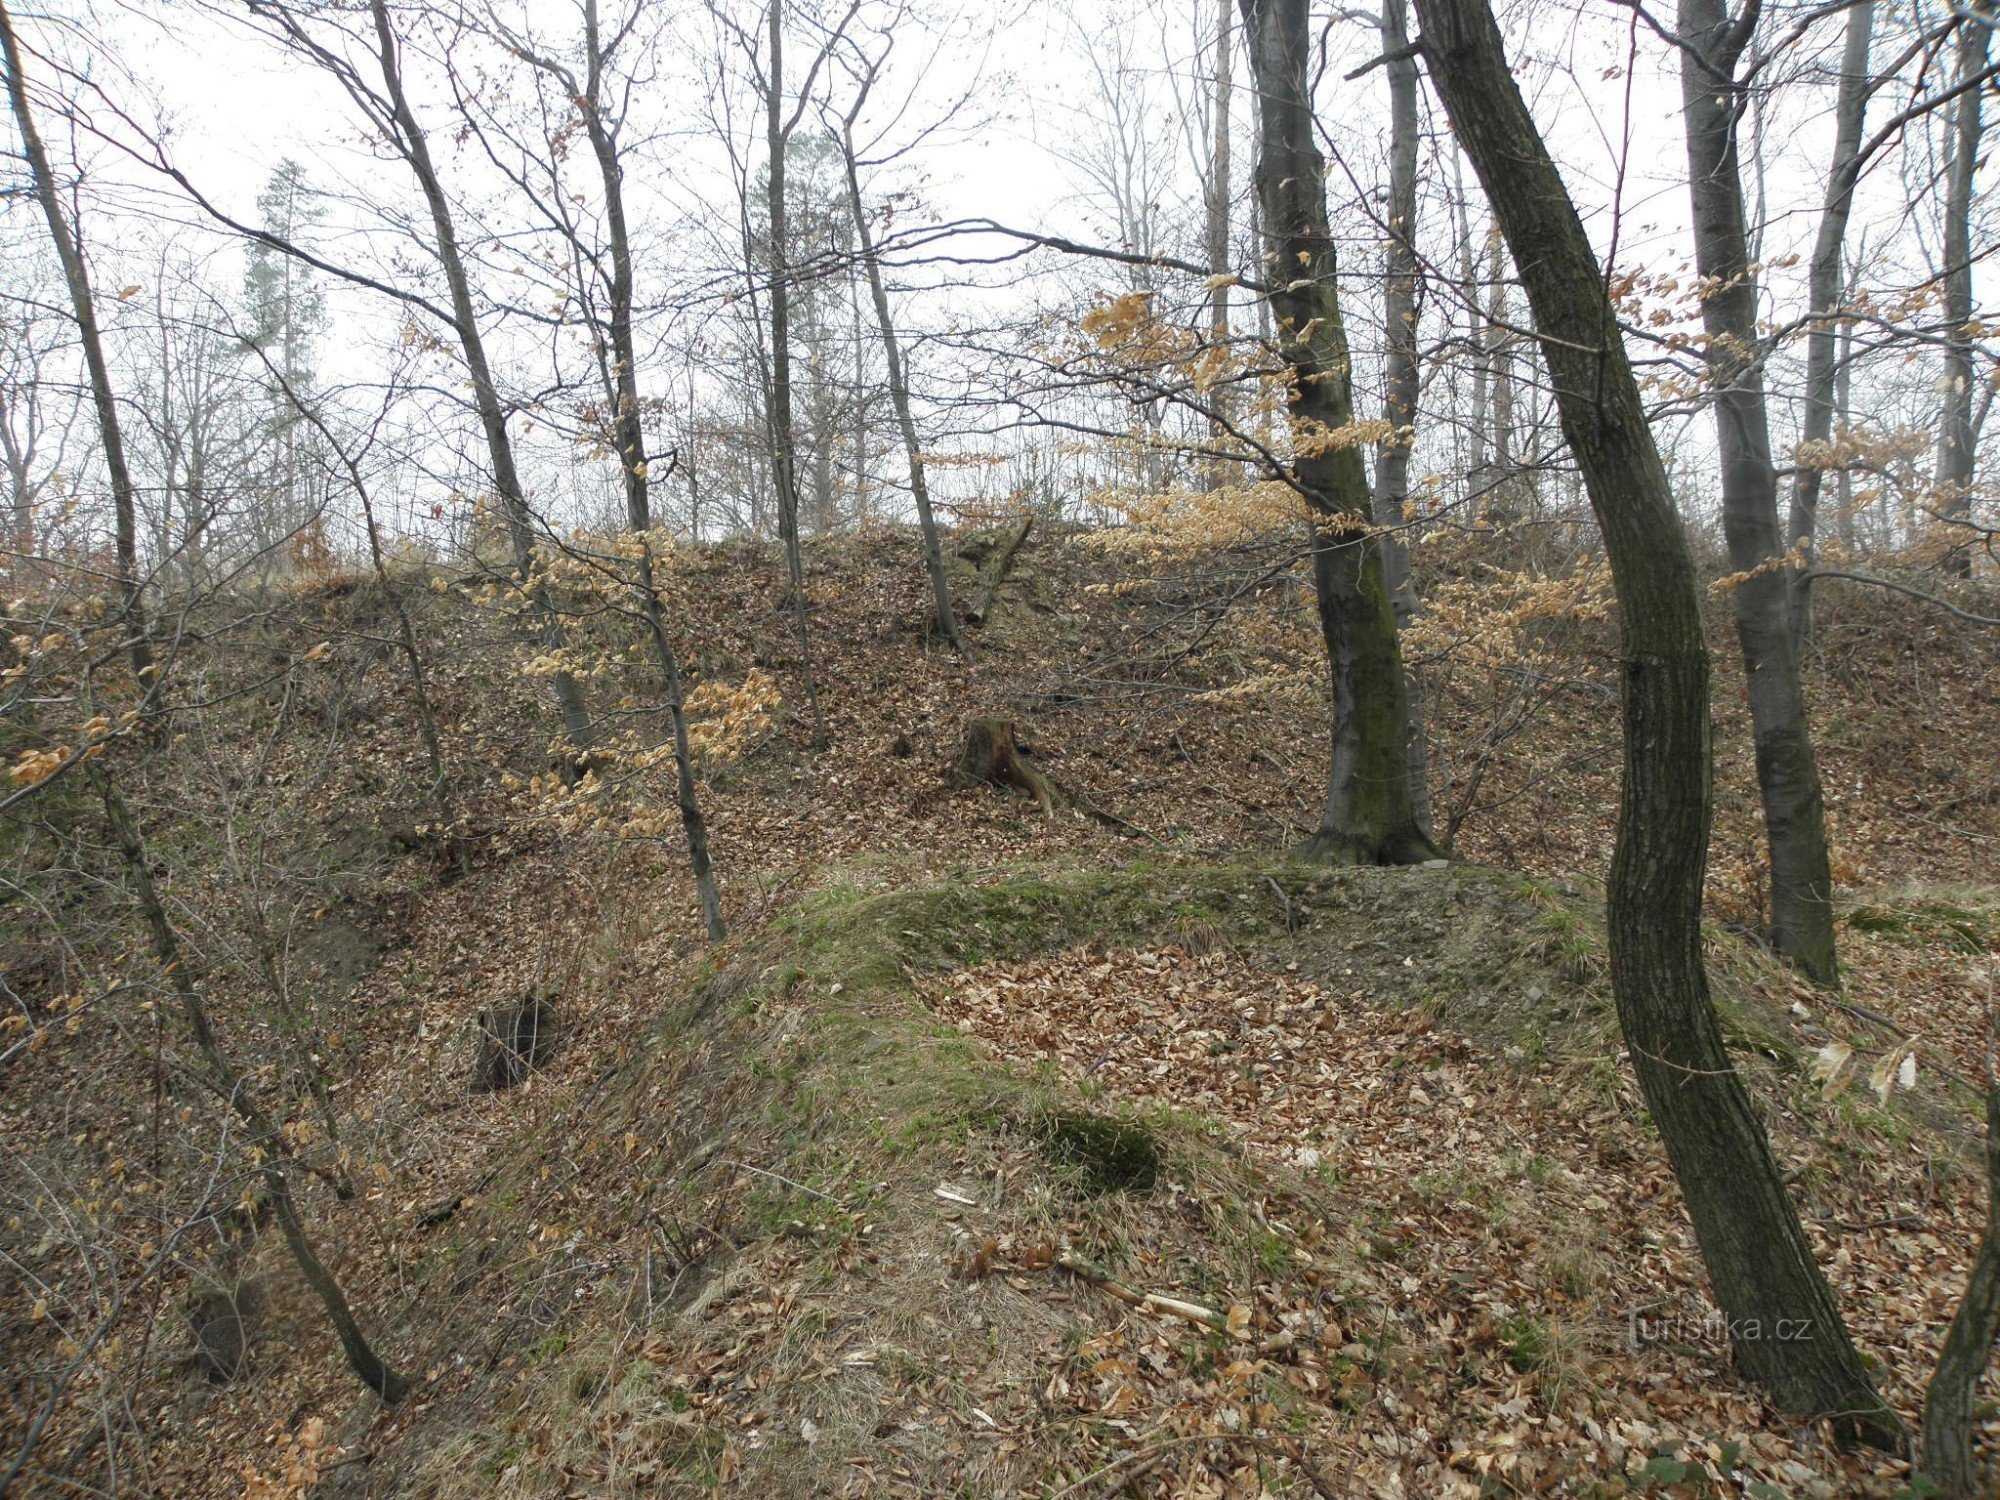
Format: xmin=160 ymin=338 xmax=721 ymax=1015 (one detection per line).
xmin=5 ymin=0 xmax=1980 ymax=541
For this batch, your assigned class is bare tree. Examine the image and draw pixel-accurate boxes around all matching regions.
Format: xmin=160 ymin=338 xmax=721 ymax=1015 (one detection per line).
xmin=1205 ymin=0 xmax=1233 ymax=444
xmin=1414 ymin=0 xmax=1897 ymax=1442
xmin=0 ymin=250 xmax=82 ymax=569
xmin=832 ymin=40 xmax=968 ymax=657
xmin=1371 ymin=0 xmax=1432 ymax=838
xmin=1786 ymin=0 xmax=1873 ymax=611
xmin=764 ymin=0 xmax=839 ymax=746
xmin=480 ymin=0 xmax=729 ymax=938
xmin=123 ymin=253 xmax=261 ymax=589
xmin=261 ymin=347 xmax=465 ymax=876
xmin=1 ymin=1 xmax=150 ymax=683
xmin=1240 ymin=0 xmax=1435 ymax=864
xmin=1935 ymin=0 xmax=1992 ymax=574
xmin=1677 ymin=0 xmax=1840 ymax=984
xmin=237 ymin=0 xmax=596 ymax=759
xmin=92 ymin=766 xmax=409 ymax=1404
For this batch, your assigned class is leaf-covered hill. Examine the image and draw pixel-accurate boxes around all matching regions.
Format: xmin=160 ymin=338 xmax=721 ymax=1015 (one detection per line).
xmin=2 ymin=527 xmax=1995 ymax=1497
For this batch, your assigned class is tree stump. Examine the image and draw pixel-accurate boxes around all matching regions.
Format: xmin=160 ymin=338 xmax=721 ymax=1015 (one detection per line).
xmin=188 ymin=1280 xmax=262 ymax=1384
xmin=948 ymin=718 xmax=1057 ymax=813
xmin=473 ymin=997 xmax=557 ymax=1092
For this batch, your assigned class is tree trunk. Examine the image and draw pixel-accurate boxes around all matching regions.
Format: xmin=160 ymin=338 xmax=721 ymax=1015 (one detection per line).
xmin=1413 ymin=0 xmax=1897 ymax=1445
xmin=1787 ymin=0 xmax=1873 ymax=628
xmin=810 ymin=359 xmax=837 ymax=532
xmin=765 ymin=0 xmax=829 ymax=747
xmin=1372 ymin=0 xmax=1433 ymax=840
xmin=94 ymin=767 xmax=408 ymax=1403
xmin=839 ymin=125 xmax=967 ymax=658
xmin=574 ymin=0 xmax=726 ymax=940
xmin=1206 ymin=0 xmax=1234 ymax=481
xmin=1835 ymin=298 xmax=1858 ymax=549
xmin=1920 ymin=1075 xmax=2000 ymax=1497
xmin=848 ymin=268 xmax=872 ymax=523
xmin=1454 ymin=150 xmax=1490 ymax=479
xmin=948 ymin=717 xmax=1054 ymax=813
xmin=365 ymin=0 xmax=592 ymax=756
xmin=1679 ymin=0 xmax=1840 ymax=986
xmin=1935 ymin=1 xmax=1992 ymax=577
xmin=0 ymin=3 xmax=152 ymax=688
xmin=1240 ymin=0 xmax=1435 ymax=866
xmin=1 ymin=428 xmax=31 ymax=567
xmin=1486 ymin=237 xmax=1515 ymax=518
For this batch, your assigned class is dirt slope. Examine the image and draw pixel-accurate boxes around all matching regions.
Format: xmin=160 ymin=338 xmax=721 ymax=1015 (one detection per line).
xmin=2 ymin=527 xmax=1996 ymax=1497
xmin=172 ymin=863 xmax=2000 ymax=1498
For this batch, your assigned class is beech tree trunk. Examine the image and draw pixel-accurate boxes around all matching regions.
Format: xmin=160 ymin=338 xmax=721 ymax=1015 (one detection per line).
xmin=1936 ymin=1 xmax=1992 ymax=577
xmin=1679 ymin=0 xmax=1840 ymax=986
xmin=1239 ymin=0 xmax=1435 ymax=866
xmin=1414 ymin=0 xmax=1897 ymax=1444
xmin=1453 ymin=150 xmax=1491 ymax=479
xmin=1835 ymin=301 xmax=1858 ymax=548
xmin=0 ymin=4 xmax=152 ymax=688
xmin=365 ymin=0 xmax=592 ymax=755
xmin=1787 ymin=0 xmax=1873 ymax=619
xmin=838 ymin=123 xmax=966 ymax=658
xmin=1920 ymin=1077 xmax=2000 ymax=1497
xmin=1373 ymin=0 xmax=1433 ymax=840
xmin=1486 ymin=243 xmax=1516 ymax=516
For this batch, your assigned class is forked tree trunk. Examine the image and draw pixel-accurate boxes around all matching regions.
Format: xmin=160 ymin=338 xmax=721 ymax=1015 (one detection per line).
xmin=838 ymin=123 xmax=966 ymax=658
xmin=365 ymin=0 xmax=593 ymax=758
xmin=1239 ymin=0 xmax=1435 ymax=866
xmin=1679 ymin=0 xmax=1840 ymax=987
xmin=1936 ymin=1 xmax=1992 ymax=577
xmin=1372 ymin=0 xmax=1433 ymax=840
xmin=0 ymin=4 xmax=152 ymax=688
xmin=1413 ymin=0 xmax=1897 ymax=1445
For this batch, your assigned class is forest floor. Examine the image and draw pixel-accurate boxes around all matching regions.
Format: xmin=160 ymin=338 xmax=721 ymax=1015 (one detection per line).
xmin=2 ymin=523 xmax=1996 ymax=1498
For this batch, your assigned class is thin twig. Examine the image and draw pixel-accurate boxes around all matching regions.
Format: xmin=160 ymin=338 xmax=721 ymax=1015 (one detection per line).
xmin=718 ymin=1160 xmax=846 ymax=1207
xmin=1802 ymin=570 xmax=2000 ymax=626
